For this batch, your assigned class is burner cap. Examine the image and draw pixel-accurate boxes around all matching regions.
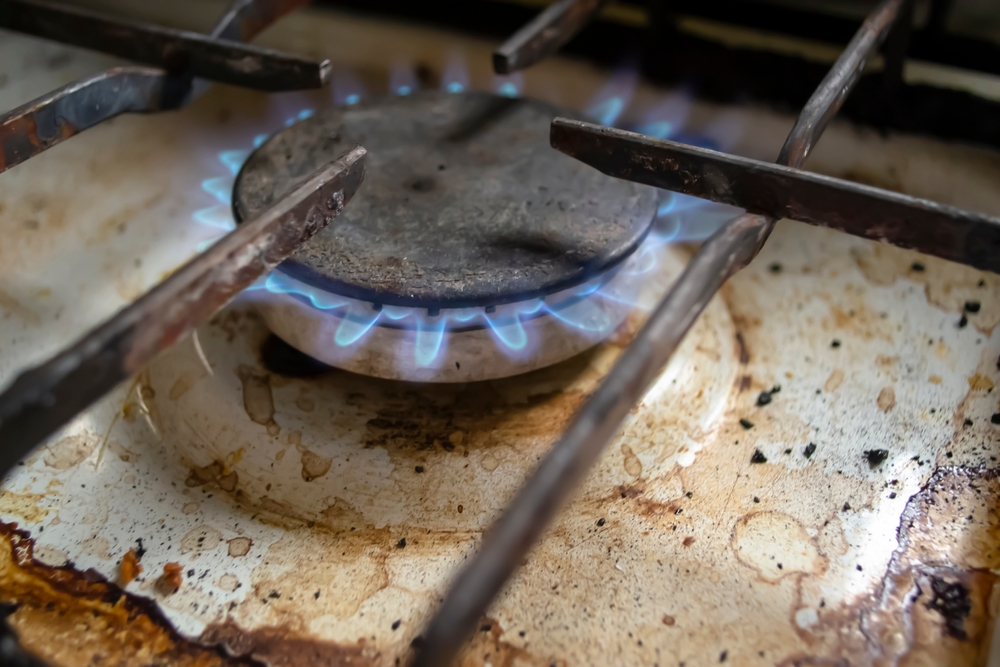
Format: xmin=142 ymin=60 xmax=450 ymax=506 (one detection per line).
xmin=233 ymin=91 xmax=656 ymax=309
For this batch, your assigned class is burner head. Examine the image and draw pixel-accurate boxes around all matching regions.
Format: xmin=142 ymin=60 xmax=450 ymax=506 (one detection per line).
xmin=234 ymin=91 xmax=656 ymax=309
xmin=233 ymin=91 xmax=659 ymax=382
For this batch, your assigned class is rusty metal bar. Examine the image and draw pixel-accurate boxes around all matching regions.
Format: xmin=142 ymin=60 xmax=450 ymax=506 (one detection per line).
xmin=0 ymin=146 xmax=366 ymax=478
xmin=493 ymin=0 xmax=608 ymax=74
xmin=0 ymin=67 xmax=189 ymax=173
xmin=0 ymin=0 xmax=329 ymax=91
xmin=0 ymin=0 xmax=311 ymax=174
xmin=412 ymin=1 xmax=907 ymax=664
xmin=549 ymin=121 xmax=1000 ymax=274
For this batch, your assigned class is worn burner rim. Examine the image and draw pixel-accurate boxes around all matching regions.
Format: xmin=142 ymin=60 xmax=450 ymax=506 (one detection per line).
xmin=232 ymin=90 xmax=658 ymax=309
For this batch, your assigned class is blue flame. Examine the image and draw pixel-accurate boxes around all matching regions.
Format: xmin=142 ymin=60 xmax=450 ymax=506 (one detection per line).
xmin=415 ymin=316 xmax=447 ymax=366
xmin=443 ymin=54 xmax=469 ymax=94
xmin=637 ymin=120 xmax=674 ymax=140
xmin=285 ymin=109 xmax=314 ymax=126
xmin=193 ymin=206 xmax=235 ymax=232
xmin=485 ymin=310 xmax=528 ymax=350
xmin=493 ymin=72 xmax=523 ymax=98
xmin=335 ymin=304 xmax=382 ymax=345
xmin=586 ymin=64 xmax=638 ymax=126
xmin=202 ymin=176 xmax=233 ymax=205
xmin=220 ymin=150 xmax=250 ymax=176
xmin=332 ymin=69 xmax=365 ymax=106
xmin=391 ymin=62 xmax=419 ymax=97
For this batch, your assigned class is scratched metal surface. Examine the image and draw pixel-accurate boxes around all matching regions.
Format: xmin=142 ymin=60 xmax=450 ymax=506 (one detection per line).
xmin=0 ymin=4 xmax=999 ymax=666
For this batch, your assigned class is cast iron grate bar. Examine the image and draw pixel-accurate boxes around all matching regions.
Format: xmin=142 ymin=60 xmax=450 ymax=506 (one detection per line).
xmin=550 ymin=120 xmax=1000 ymax=275
xmin=0 ymin=0 xmax=319 ymax=173
xmin=493 ymin=0 xmax=608 ymax=73
xmin=0 ymin=0 xmax=326 ymax=89
xmin=0 ymin=145 xmax=366 ymax=482
xmin=413 ymin=0 xmax=910 ymax=664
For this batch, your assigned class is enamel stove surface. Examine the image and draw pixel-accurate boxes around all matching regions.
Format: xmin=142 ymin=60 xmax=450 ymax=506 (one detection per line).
xmin=0 ymin=3 xmax=999 ymax=667
xmin=233 ymin=91 xmax=657 ymax=381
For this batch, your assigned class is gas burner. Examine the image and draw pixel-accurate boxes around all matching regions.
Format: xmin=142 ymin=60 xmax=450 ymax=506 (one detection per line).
xmin=234 ymin=91 xmax=657 ymax=382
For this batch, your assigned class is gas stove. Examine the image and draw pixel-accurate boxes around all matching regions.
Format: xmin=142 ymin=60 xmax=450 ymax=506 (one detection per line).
xmin=0 ymin=1 xmax=998 ymax=666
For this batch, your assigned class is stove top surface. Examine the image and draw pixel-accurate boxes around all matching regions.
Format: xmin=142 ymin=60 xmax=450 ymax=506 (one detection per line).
xmin=0 ymin=2 xmax=999 ymax=666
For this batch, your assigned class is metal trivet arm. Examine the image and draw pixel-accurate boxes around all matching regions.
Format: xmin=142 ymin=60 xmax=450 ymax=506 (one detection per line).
xmin=0 ymin=0 xmax=319 ymax=174
xmin=412 ymin=0 xmax=910 ymax=664
xmin=493 ymin=0 xmax=608 ymax=74
xmin=550 ymin=122 xmax=1000 ymax=274
xmin=0 ymin=145 xmax=366 ymax=482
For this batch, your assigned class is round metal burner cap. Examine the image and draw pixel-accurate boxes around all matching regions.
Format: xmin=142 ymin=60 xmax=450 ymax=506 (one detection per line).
xmin=234 ymin=91 xmax=657 ymax=309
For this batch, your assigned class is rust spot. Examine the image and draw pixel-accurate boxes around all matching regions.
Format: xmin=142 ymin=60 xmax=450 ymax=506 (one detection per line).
xmin=159 ymin=562 xmax=184 ymax=593
xmin=735 ymin=332 xmax=750 ymax=364
xmin=683 ymin=536 xmax=695 ymax=547
xmin=662 ymin=614 xmax=676 ymax=626
xmin=0 ymin=522 xmax=249 ymax=666
xmin=201 ymin=620 xmax=372 ymax=667
xmin=119 ymin=549 xmax=141 ymax=585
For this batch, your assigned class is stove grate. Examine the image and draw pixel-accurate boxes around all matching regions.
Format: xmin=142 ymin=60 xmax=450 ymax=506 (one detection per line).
xmin=0 ymin=0 xmax=325 ymax=173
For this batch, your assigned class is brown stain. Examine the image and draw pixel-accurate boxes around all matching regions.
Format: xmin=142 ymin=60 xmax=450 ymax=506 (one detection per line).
xmin=80 ymin=536 xmax=112 ymax=561
xmin=967 ymin=374 xmax=995 ymax=392
xmin=0 ymin=521 xmax=255 ymax=666
xmin=731 ymin=512 xmax=827 ymax=583
xmin=621 ymin=443 xmax=643 ymax=478
xmin=200 ymin=621 xmax=371 ymax=667
xmin=875 ymin=355 xmax=899 ymax=368
xmin=186 ymin=460 xmax=238 ymax=493
xmin=823 ymin=370 xmax=845 ymax=393
xmin=169 ymin=372 xmax=196 ymax=400
xmin=237 ymin=365 xmax=276 ymax=428
xmin=180 ymin=526 xmax=224 ymax=555
xmin=243 ymin=527 xmax=390 ymax=623
xmin=42 ymin=433 xmax=97 ymax=470
xmin=452 ymin=618 xmax=563 ymax=667
xmin=0 ymin=286 xmax=41 ymax=325
xmin=88 ymin=192 xmax=166 ymax=245
xmin=822 ymin=303 xmax=889 ymax=342
xmin=877 ymin=387 xmax=897 ymax=412
xmin=0 ymin=491 xmax=50 ymax=522
xmin=299 ymin=448 xmax=332 ymax=482
xmin=227 ymin=537 xmax=253 ymax=558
